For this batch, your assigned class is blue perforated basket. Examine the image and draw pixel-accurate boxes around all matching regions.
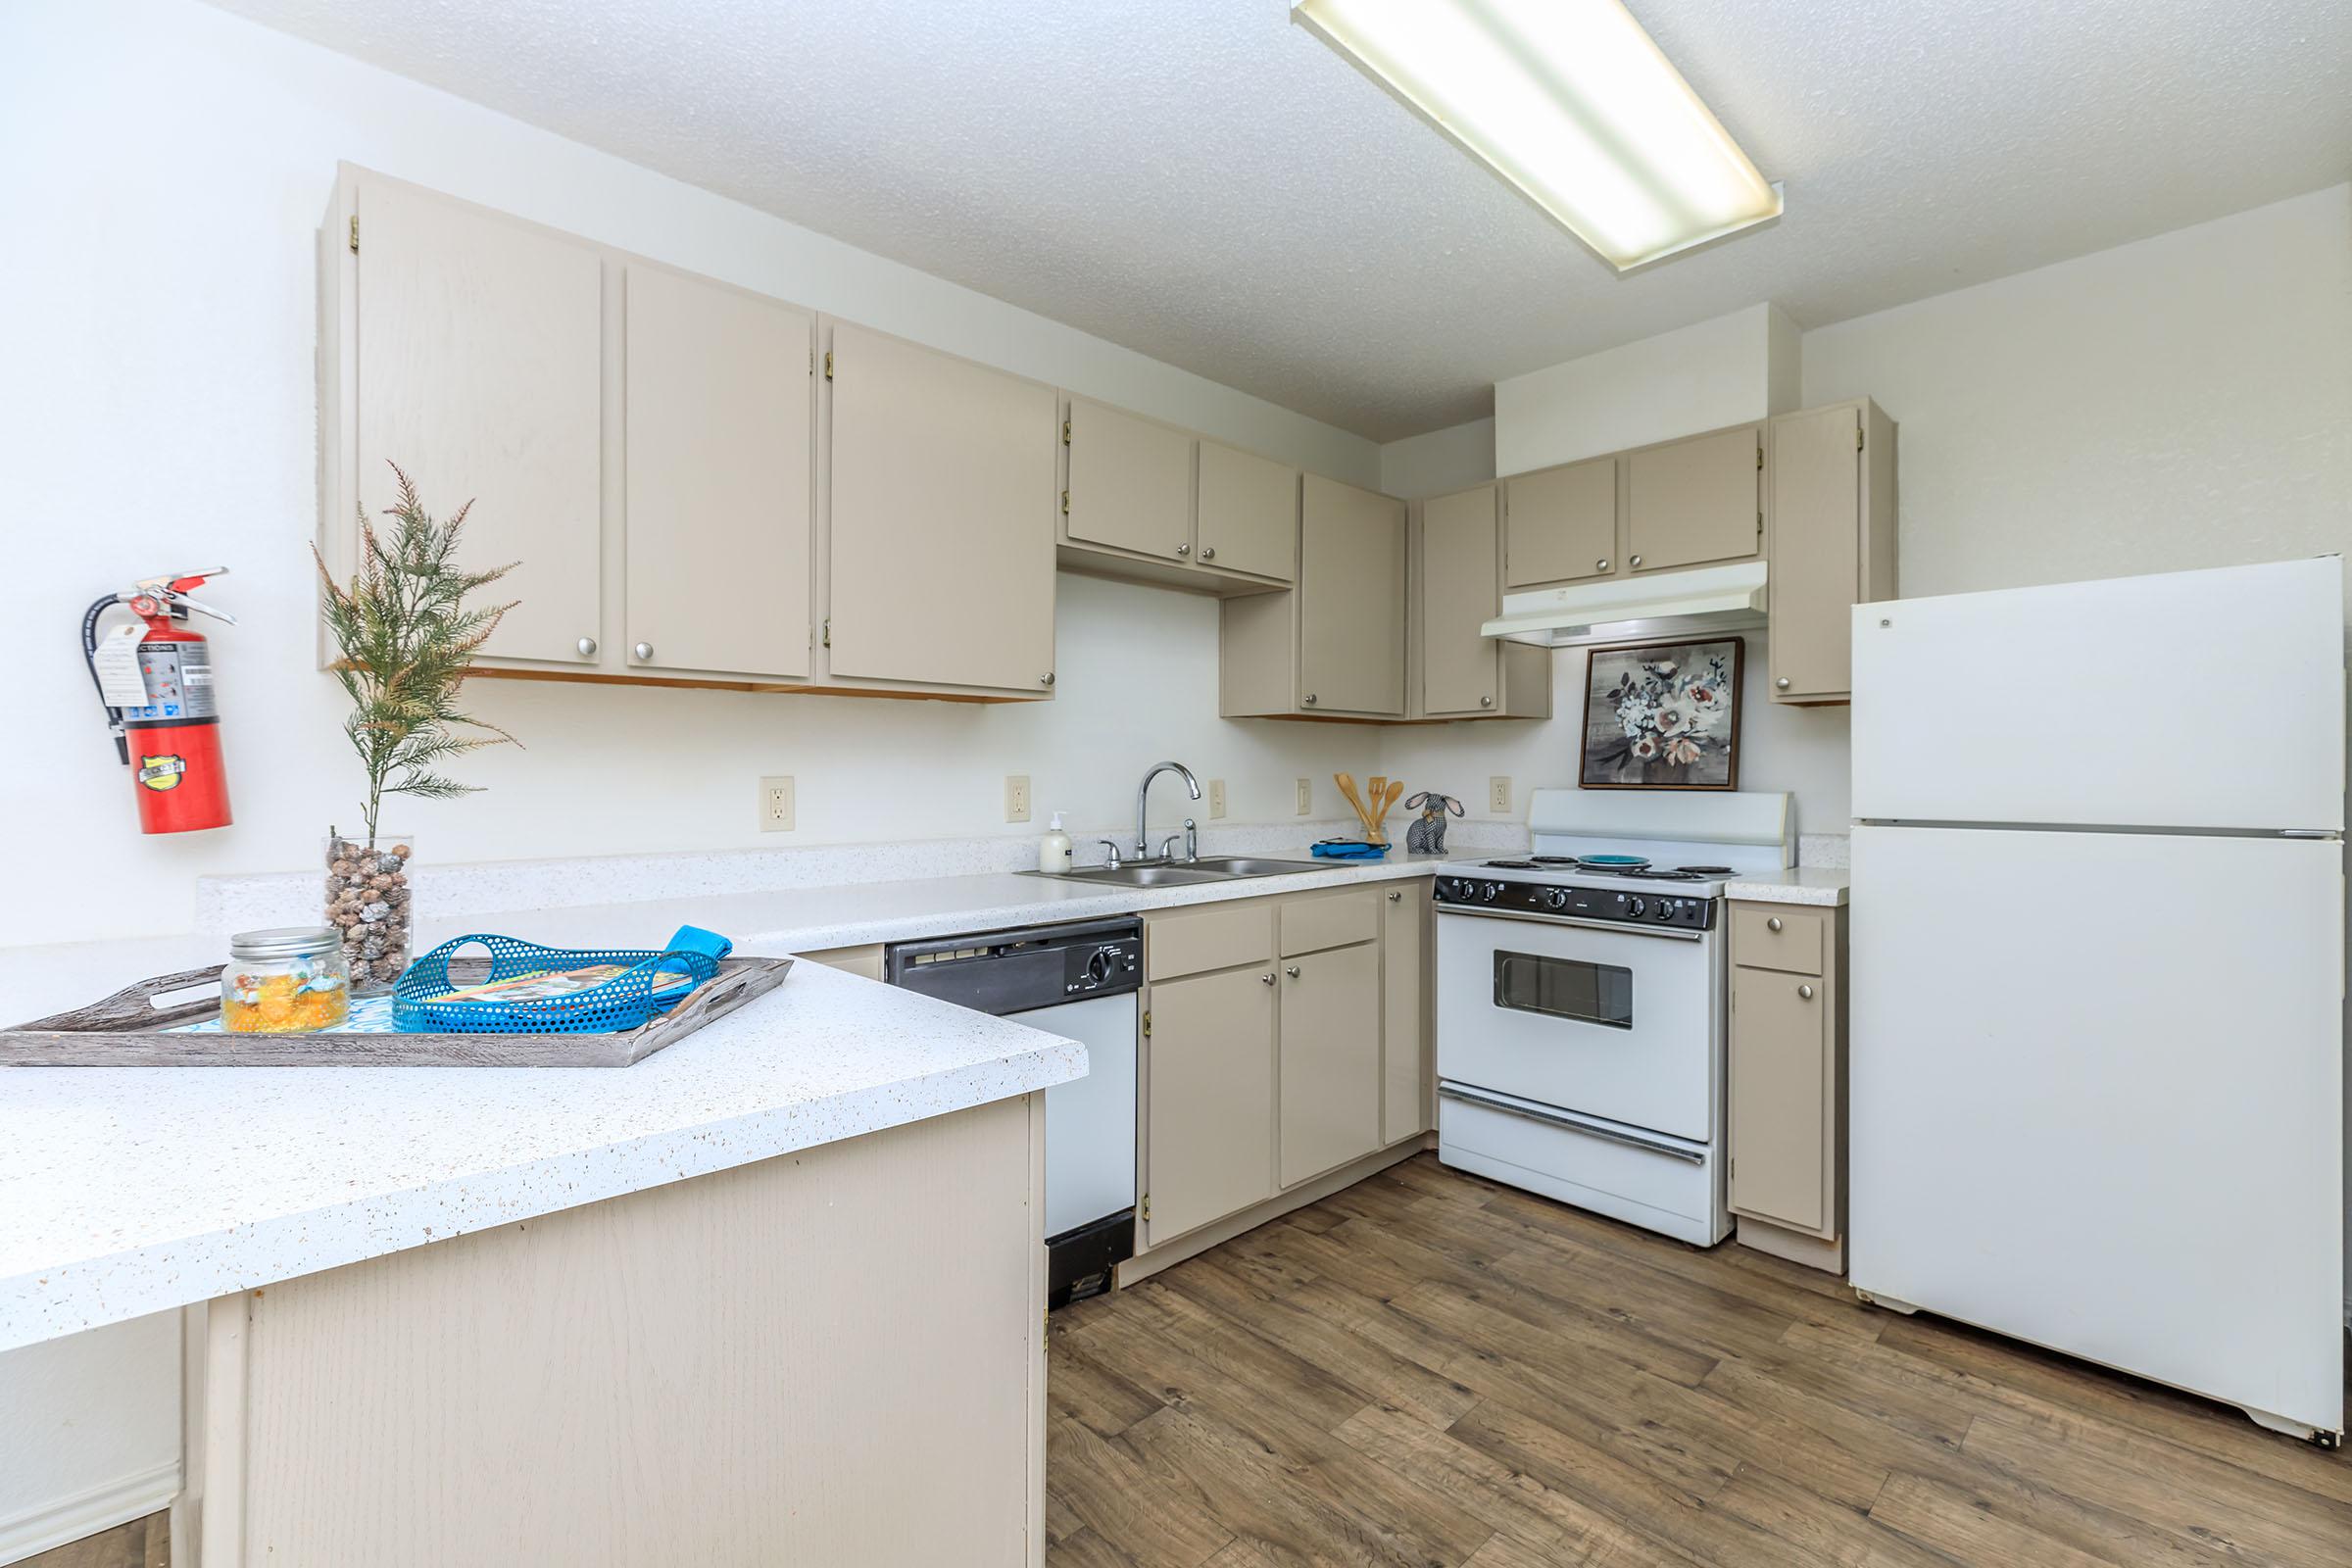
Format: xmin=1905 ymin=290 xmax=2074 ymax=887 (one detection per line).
xmin=391 ymin=926 xmax=734 ymax=1035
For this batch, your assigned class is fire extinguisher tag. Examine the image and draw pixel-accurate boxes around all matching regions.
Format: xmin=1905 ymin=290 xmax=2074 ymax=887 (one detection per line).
xmin=91 ymin=623 xmax=151 ymax=708
xmin=137 ymin=755 xmax=187 ymax=791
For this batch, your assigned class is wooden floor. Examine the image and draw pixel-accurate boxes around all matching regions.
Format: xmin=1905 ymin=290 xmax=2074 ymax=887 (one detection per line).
xmin=1047 ymin=1152 xmax=2352 ymax=1568
xmin=19 ymin=1513 xmax=164 ymax=1568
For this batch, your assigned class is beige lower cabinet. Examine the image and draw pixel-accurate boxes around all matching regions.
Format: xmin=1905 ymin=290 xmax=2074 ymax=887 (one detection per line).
xmin=1727 ymin=901 xmax=1847 ymax=1270
xmin=1137 ymin=883 xmax=1428 ymax=1260
xmin=1381 ymin=882 xmax=1432 ymax=1144
xmin=1220 ymin=475 xmax=1407 ymax=719
xmin=1767 ymin=398 xmax=1897 ymax=704
xmin=1415 ymin=484 xmax=1551 ymax=721
xmin=795 ymin=943 xmax=884 ymax=980
xmin=190 ymin=1096 xmax=1047 ymax=1566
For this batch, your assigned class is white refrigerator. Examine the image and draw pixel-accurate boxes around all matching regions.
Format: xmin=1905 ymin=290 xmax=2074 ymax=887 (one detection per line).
xmin=1849 ymin=557 xmax=2346 ymax=1445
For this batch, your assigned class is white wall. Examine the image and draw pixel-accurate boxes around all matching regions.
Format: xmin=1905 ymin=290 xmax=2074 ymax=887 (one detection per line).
xmin=0 ymin=0 xmax=1381 ymax=948
xmin=1493 ymin=302 xmax=1799 ymax=475
xmin=0 ymin=1312 xmax=178 ymax=1561
xmin=1803 ymin=184 xmax=2352 ymax=601
xmin=1379 ymin=416 xmax=1494 ymax=501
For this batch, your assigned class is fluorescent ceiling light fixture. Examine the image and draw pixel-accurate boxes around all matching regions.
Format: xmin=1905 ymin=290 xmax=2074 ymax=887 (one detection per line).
xmin=1292 ymin=0 xmax=1782 ymax=270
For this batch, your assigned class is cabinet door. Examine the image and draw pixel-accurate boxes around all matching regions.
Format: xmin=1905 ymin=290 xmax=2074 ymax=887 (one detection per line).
xmin=623 ymin=266 xmax=813 ymax=678
xmin=1503 ymin=457 xmax=1616 ymax=588
xmin=356 ymin=179 xmax=603 ymax=663
xmin=1279 ymin=941 xmax=1383 ymax=1187
xmin=1146 ymin=965 xmax=1277 ymax=1244
xmin=1065 ymin=398 xmax=1194 ymax=564
xmin=1768 ymin=405 xmax=1862 ymax=702
xmin=1381 ymin=884 xmax=1430 ymax=1145
xmin=1729 ymin=964 xmax=1829 ymax=1233
xmin=1625 ymin=424 xmax=1760 ymax=572
xmin=827 ymin=324 xmax=1057 ymax=693
xmin=1197 ymin=441 xmax=1298 ymax=582
xmin=1298 ymin=476 xmax=1406 ymax=716
xmin=1420 ymin=484 xmax=1501 ymax=715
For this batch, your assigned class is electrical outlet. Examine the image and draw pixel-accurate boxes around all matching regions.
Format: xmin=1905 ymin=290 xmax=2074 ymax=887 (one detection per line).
xmin=1004 ymin=774 xmax=1031 ymax=823
xmin=1489 ymin=775 xmax=1512 ymax=814
xmin=1296 ymin=778 xmax=1313 ymax=815
xmin=759 ymin=775 xmax=796 ymax=832
xmin=1207 ymin=779 xmax=1228 ymax=819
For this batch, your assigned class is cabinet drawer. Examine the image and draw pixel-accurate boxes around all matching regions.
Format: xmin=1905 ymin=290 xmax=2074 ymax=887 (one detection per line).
xmin=1280 ymin=889 xmax=1379 ymax=957
xmin=1730 ymin=904 xmax=1825 ymax=975
xmin=1148 ymin=899 xmax=1276 ymax=981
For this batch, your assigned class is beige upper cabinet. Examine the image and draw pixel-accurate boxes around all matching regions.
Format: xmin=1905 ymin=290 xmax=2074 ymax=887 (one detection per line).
xmin=1196 ymin=440 xmax=1298 ymax=583
xmin=1278 ymin=939 xmax=1383 ymax=1188
xmin=352 ymin=176 xmax=604 ymax=665
xmin=826 ymin=323 xmax=1059 ymax=696
xmin=1768 ymin=398 xmax=1897 ymax=704
xmin=1064 ymin=398 xmax=1194 ymax=564
xmin=1625 ymin=423 xmax=1762 ymax=573
xmin=1503 ymin=457 xmax=1617 ymax=589
xmin=622 ymin=265 xmax=813 ymax=680
xmin=1420 ymin=485 xmax=1503 ymax=715
xmin=1297 ymin=475 xmax=1407 ymax=716
xmin=1145 ymin=963 xmax=1278 ymax=1246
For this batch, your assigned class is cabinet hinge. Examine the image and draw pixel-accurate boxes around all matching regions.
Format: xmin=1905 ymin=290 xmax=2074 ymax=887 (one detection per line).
xmin=1060 ymin=489 xmax=1071 ymax=516
xmin=822 ymin=349 xmax=834 ymax=380
xmin=1141 ymin=1193 xmax=1151 ymax=1222
xmin=1756 ymin=510 xmax=1764 ymax=536
xmin=1756 ymin=444 xmax=1764 ymax=470
xmin=821 ymin=616 xmax=830 ymax=649
xmin=347 ymin=215 xmax=359 ymax=255
xmin=1140 ymin=1009 xmax=1151 ymax=1038
xmin=1062 ymin=417 xmax=1071 ymax=446
xmin=1857 ymin=425 xmax=1866 ymax=452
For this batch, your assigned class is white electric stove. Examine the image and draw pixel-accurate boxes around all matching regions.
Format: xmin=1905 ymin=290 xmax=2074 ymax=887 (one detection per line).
xmin=1433 ymin=789 xmax=1791 ymax=1246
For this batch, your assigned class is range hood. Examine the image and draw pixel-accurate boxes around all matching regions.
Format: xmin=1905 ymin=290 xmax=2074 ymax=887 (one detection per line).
xmin=1483 ymin=561 xmax=1768 ymax=649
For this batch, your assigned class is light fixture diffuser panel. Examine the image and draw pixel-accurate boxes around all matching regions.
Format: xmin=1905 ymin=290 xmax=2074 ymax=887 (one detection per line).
xmin=1294 ymin=0 xmax=1781 ymax=270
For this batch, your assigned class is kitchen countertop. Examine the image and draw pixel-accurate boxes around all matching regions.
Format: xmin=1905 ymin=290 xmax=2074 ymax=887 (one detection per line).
xmin=1723 ymin=867 xmax=1851 ymax=906
xmin=0 ymin=848 xmax=1465 ymax=1351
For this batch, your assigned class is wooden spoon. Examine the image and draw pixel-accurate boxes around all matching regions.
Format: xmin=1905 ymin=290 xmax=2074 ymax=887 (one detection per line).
xmin=1334 ymin=772 xmax=1373 ymax=834
xmin=1366 ymin=779 xmax=1404 ymax=845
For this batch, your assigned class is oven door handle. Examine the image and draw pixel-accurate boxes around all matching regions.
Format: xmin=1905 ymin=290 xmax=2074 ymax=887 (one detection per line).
xmin=1437 ymin=1081 xmax=1709 ymax=1164
xmin=1433 ymin=903 xmax=1706 ymax=942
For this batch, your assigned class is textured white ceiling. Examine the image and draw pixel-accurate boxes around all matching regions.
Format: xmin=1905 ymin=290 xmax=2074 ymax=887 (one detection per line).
xmin=208 ymin=0 xmax=2352 ymax=441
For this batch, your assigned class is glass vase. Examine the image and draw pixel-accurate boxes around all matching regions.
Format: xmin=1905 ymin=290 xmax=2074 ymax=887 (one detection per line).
xmin=325 ymin=828 xmax=415 ymax=996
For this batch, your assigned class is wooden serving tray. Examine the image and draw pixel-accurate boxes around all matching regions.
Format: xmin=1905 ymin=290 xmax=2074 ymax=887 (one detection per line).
xmin=0 ymin=956 xmax=794 ymax=1068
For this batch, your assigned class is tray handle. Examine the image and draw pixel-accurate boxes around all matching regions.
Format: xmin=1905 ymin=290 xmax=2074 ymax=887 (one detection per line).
xmin=14 ymin=965 xmax=225 ymax=1032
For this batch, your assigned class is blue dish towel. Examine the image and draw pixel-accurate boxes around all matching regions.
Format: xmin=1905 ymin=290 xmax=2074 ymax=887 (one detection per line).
xmin=1312 ymin=840 xmax=1389 ymax=860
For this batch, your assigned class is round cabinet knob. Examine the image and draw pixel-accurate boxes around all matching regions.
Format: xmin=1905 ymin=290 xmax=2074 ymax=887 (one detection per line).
xmin=1285 ymin=965 xmax=1301 ymax=979
xmin=1261 ymin=972 xmax=1276 ymax=985
xmin=633 ymin=642 xmax=654 ymax=662
xmin=1201 ymin=546 xmax=1216 ymax=561
xmin=1176 ymin=543 xmax=1192 ymax=557
xmin=1767 ymin=916 xmax=1784 ymax=932
xmin=1040 ymin=671 xmax=1055 ymax=687
xmin=1389 ymin=890 xmax=1403 ymax=903
xmin=1480 ymin=695 xmax=1494 ymax=708
xmin=1630 ymin=554 xmax=1643 ymax=567
xmin=1595 ymin=559 xmax=1610 ymax=571
xmin=1798 ymin=984 xmax=1815 ymax=1001
xmin=1776 ymin=676 xmax=1791 ymax=690
xmin=1302 ymin=693 xmax=1317 ymax=706
xmin=576 ymin=636 xmax=598 ymax=658
xmin=1628 ymin=897 xmax=1647 ymax=917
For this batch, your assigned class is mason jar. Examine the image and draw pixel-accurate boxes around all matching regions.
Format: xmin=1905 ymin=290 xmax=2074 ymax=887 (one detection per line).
xmin=221 ymin=926 xmax=352 ymax=1033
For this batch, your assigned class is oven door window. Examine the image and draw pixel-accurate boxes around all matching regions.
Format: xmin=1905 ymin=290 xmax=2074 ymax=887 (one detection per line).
xmin=1493 ymin=950 xmax=1633 ymax=1030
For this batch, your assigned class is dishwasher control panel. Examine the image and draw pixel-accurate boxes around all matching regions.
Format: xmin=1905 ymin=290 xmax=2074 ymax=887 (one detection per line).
xmin=884 ymin=917 xmax=1143 ymax=1014
xmin=1064 ymin=934 xmax=1142 ymax=996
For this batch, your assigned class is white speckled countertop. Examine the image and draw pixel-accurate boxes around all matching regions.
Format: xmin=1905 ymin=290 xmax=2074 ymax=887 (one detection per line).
xmin=1723 ymin=867 xmax=1851 ymax=906
xmin=0 ymin=849 xmax=1469 ymax=1351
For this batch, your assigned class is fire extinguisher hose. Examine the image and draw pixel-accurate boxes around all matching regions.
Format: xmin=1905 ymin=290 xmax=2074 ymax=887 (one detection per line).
xmin=80 ymin=592 xmax=130 ymax=765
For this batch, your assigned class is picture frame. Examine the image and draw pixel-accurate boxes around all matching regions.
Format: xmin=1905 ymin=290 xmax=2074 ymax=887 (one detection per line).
xmin=1579 ymin=637 xmax=1743 ymax=791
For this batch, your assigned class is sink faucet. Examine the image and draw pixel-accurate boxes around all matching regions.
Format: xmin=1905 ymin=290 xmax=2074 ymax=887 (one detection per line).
xmin=1133 ymin=760 xmax=1202 ymax=861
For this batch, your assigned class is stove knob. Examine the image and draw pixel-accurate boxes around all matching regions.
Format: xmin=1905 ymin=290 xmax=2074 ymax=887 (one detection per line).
xmin=1543 ymin=888 xmax=1568 ymax=910
xmin=1627 ymin=896 xmax=1646 ymax=917
xmin=1482 ymin=882 xmax=1501 ymax=902
xmin=1657 ymin=902 xmax=1677 ymax=919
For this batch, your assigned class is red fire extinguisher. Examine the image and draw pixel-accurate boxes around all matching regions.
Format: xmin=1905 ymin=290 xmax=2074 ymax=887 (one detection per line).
xmin=80 ymin=568 xmax=235 ymax=834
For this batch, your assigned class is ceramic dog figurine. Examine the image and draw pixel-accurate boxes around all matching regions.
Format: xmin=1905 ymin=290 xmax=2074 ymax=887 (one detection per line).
xmin=1402 ymin=791 xmax=1464 ymax=856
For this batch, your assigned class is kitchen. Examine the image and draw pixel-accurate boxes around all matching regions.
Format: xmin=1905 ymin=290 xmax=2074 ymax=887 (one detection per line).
xmin=3 ymin=1 xmax=2349 ymax=1564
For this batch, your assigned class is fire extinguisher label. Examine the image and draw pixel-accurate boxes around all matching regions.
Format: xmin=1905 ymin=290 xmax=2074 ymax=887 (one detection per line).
xmin=126 ymin=641 xmax=218 ymax=721
xmin=137 ymin=755 xmax=187 ymax=791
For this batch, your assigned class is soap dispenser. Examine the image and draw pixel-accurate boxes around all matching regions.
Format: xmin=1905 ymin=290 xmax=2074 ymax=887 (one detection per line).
xmin=1038 ymin=811 xmax=1073 ymax=874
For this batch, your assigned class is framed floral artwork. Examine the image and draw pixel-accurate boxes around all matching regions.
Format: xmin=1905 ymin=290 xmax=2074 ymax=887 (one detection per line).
xmin=1579 ymin=638 xmax=1743 ymax=790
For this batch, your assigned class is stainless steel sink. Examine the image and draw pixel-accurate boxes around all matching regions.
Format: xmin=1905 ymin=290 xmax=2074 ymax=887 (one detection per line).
xmin=1028 ymin=855 xmax=1327 ymax=886
xmin=1182 ymin=856 xmax=1326 ymax=877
